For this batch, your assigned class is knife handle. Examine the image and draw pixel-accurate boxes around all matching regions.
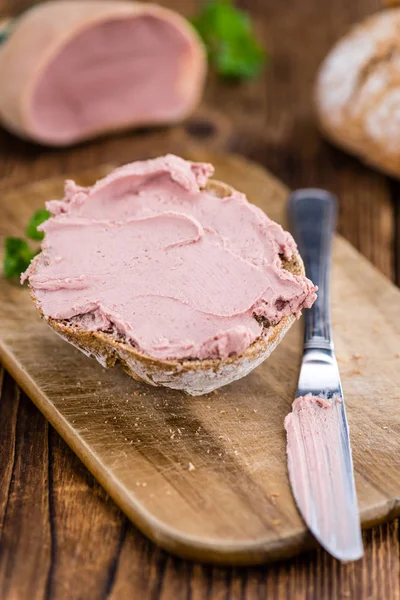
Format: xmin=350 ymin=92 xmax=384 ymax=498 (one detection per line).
xmin=287 ymin=188 xmax=337 ymax=351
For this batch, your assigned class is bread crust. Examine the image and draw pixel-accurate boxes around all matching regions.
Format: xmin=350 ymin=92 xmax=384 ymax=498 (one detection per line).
xmin=315 ymin=9 xmax=400 ymax=177
xmin=28 ymin=179 xmax=305 ymax=396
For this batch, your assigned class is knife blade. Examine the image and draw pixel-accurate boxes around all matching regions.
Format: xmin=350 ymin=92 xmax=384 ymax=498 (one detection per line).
xmin=286 ymin=188 xmax=363 ymax=561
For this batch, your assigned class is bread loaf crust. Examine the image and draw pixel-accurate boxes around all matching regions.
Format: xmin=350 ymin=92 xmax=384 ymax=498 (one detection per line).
xmin=315 ymin=9 xmax=400 ymax=176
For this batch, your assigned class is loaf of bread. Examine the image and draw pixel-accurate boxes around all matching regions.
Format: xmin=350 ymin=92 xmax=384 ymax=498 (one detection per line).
xmin=22 ymin=155 xmax=317 ymax=395
xmin=315 ymin=9 xmax=400 ymax=177
xmin=0 ymin=1 xmax=206 ymax=146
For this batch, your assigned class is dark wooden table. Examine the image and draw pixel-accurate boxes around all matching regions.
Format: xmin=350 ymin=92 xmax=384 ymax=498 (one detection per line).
xmin=1 ymin=0 xmax=399 ymax=598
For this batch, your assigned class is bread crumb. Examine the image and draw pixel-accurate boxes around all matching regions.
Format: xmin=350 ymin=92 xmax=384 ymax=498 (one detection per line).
xmin=352 ymin=369 xmax=361 ymax=375
xmin=220 ymin=410 xmax=226 ymax=414
xmin=271 ymin=493 xmax=279 ymax=505
xmin=207 ymin=405 xmax=211 ymax=409
xmin=188 ymin=462 xmax=196 ymax=472
xmin=133 ymin=391 xmax=140 ymax=396
xmin=383 ymin=426 xmax=389 ymax=430
xmin=253 ymin=409 xmax=258 ymax=413
xmin=272 ymin=519 xmax=281 ymax=527
xmin=351 ymin=353 xmax=363 ymax=360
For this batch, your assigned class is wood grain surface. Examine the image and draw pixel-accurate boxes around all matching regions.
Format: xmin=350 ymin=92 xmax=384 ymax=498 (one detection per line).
xmin=2 ymin=152 xmax=400 ymax=566
xmin=1 ymin=0 xmax=399 ymax=598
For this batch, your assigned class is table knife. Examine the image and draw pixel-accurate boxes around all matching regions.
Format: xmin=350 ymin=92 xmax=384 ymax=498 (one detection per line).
xmin=286 ymin=188 xmax=363 ymax=561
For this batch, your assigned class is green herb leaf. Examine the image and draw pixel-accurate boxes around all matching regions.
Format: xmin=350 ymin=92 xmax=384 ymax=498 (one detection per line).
xmin=3 ymin=237 xmax=37 ymax=279
xmin=25 ymin=208 xmax=50 ymax=241
xmin=0 ymin=18 xmax=16 ymax=46
xmin=192 ymin=0 xmax=266 ymax=79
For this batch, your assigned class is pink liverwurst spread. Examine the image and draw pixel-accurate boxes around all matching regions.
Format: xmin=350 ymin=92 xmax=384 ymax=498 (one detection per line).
xmin=284 ymin=394 xmax=347 ymax=543
xmin=22 ymin=155 xmax=317 ymax=361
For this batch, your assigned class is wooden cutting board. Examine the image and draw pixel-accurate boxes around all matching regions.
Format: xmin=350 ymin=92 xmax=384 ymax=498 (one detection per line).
xmin=1 ymin=151 xmax=400 ymax=566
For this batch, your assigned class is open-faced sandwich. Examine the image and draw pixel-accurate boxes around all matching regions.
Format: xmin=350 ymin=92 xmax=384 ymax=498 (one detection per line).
xmin=22 ymin=155 xmax=317 ymax=395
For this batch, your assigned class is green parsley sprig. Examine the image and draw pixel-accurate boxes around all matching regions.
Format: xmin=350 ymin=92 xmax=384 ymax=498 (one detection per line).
xmin=3 ymin=208 xmax=50 ymax=280
xmin=25 ymin=208 xmax=50 ymax=241
xmin=192 ymin=0 xmax=266 ymax=79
